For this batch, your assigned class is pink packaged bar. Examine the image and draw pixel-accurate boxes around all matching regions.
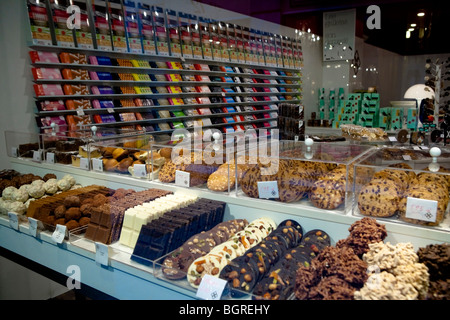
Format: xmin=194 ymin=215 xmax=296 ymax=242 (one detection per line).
xmin=29 ymin=51 xmax=60 ymax=64
xmin=32 ymin=68 xmax=62 ymax=80
xmin=34 ymin=84 xmax=64 ymax=96
xmin=38 ymin=116 xmax=68 ymax=131
xmin=37 ymin=100 xmax=66 ymax=111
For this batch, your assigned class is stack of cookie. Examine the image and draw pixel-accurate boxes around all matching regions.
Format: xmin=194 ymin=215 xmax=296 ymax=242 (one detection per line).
xmin=357 ymin=165 xmax=411 ymax=218
xmin=358 ymin=163 xmax=449 ymax=225
xmin=398 ymin=170 xmax=449 ymax=226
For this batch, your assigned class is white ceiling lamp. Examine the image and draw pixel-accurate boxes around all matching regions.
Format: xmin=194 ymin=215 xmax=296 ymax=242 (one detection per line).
xmin=417 ymin=11 xmax=425 ymax=17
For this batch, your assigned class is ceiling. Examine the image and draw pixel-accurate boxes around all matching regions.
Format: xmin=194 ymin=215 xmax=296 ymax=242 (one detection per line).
xmin=195 ymin=0 xmax=450 ymax=55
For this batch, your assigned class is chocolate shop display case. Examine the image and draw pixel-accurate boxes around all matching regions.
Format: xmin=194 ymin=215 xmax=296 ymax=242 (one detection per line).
xmin=234 ymin=138 xmax=374 ymax=214
xmin=353 ymin=145 xmax=450 ymax=232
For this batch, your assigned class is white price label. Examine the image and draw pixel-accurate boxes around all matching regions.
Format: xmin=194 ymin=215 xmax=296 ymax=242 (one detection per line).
xmin=196 ymin=274 xmax=227 ymax=300
xmin=406 ymin=197 xmax=438 ymax=223
xmin=92 ymin=158 xmax=103 ymax=172
xmin=388 ymin=136 xmax=397 ymax=142
xmin=133 ymin=164 xmax=147 ymax=178
xmin=51 ymin=224 xmax=67 ymax=244
xmin=257 ymin=181 xmax=279 ymax=199
xmin=79 ymin=157 xmax=89 ymax=170
xmin=175 ymin=170 xmax=190 ymax=187
xmin=33 ymin=150 xmax=42 ymax=163
xmin=46 ymin=152 xmax=55 ymax=164
xmin=76 ymin=108 xmax=85 ymax=116
xmin=107 ymin=108 xmax=114 ymax=113
xmin=95 ymin=242 xmax=109 ymax=266
xmin=11 ymin=147 xmax=18 ymax=158
xmin=28 ymin=217 xmax=38 ymax=237
xmin=8 ymin=212 xmax=19 ymax=230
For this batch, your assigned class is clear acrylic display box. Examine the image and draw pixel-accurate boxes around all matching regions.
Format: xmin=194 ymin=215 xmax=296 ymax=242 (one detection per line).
xmin=353 ymin=145 xmax=450 ymax=231
xmin=89 ymin=133 xmax=155 ymax=179
xmin=4 ymin=130 xmax=43 ymax=161
xmin=234 ymin=138 xmax=375 ymax=213
xmin=150 ymin=134 xmax=237 ymax=195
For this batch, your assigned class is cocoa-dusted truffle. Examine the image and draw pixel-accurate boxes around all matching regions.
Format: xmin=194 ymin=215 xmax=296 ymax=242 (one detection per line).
xmin=80 ymin=203 xmax=93 ymax=216
xmin=65 ymin=207 xmax=81 ymax=221
xmin=65 ymin=220 xmax=80 ymax=230
xmin=55 ymin=218 xmax=65 ymax=226
xmin=79 ymin=217 xmax=90 ymax=226
xmin=63 ymin=195 xmax=81 ymax=208
xmin=92 ymin=193 xmax=108 ymax=207
xmin=54 ymin=205 xmax=66 ymax=219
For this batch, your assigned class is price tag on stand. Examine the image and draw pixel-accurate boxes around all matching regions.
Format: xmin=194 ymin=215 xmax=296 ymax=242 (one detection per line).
xmin=92 ymin=158 xmax=103 ymax=172
xmin=95 ymin=242 xmax=109 ymax=266
xmin=51 ymin=224 xmax=67 ymax=244
xmin=175 ymin=170 xmax=190 ymax=187
xmin=11 ymin=147 xmax=18 ymax=158
xmin=28 ymin=217 xmax=38 ymax=237
xmin=133 ymin=164 xmax=147 ymax=178
xmin=196 ymin=274 xmax=227 ymax=300
xmin=8 ymin=212 xmax=19 ymax=230
xmin=405 ymin=197 xmax=438 ymax=223
xmin=46 ymin=152 xmax=55 ymax=164
xmin=79 ymin=157 xmax=89 ymax=170
xmin=257 ymin=181 xmax=279 ymax=199
xmin=32 ymin=150 xmax=42 ymax=163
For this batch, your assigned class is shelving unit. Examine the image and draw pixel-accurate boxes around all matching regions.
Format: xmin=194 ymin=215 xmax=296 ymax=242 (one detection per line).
xmin=29 ymin=44 xmax=303 ymax=134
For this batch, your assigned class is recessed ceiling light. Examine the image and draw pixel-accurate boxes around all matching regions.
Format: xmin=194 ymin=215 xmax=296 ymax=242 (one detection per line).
xmin=417 ymin=12 xmax=425 ymax=17
xmin=410 ymin=23 xmax=417 ymax=27
xmin=408 ymin=28 xmax=415 ymax=31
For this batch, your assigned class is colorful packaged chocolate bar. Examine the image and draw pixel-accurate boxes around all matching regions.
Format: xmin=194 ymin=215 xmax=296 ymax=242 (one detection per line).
xmin=108 ymin=0 xmax=128 ymax=52
xmin=27 ymin=0 xmax=53 ymax=46
xmin=166 ymin=9 xmax=181 ymax=57
xmin=32 ymin=68 xmax=62 ymax=80
xmin=137 ymin=3 xmax=156 ymax=55
xmin=178 ymin=12 xmax=193 ymax=58
xmin=123 ymin=0 xmax=142 ymax=53
xmin=190 ymin=15 xmax=202 ymax=59
xmin=199 ymin=17 xmax=212 ymax=60
xmin=72 ymin=0 xmax=94 ymax=49
xmin=152 ymin=6 xmax=169 ymax=56
xmin=49 ymin=0 xmax=76 ymax=47
xmin=92 ymin=0 xmax=113 ymax=51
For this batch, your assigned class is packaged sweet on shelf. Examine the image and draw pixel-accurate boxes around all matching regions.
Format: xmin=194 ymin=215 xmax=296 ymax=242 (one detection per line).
xmin=137 ymin=3 xmax=156 ymax=55
xmin=178 ymin=12 xmax=194 ymax=59
xmin=34 ymin=84 xmax=64 ymax=97
xmin=29 ymin=51 xmax=59 ymax=64
xmin=32 ymin=68 xmax=62 ymax=80
xmin=37 ymin=100 xmax=66 ymax=111
xmin=72 ymin=0 xmax=94 ymax=49
xmin=27 ymin=0 xmax=53 ymax=46
xmin=236 ymin=140 xmax=374 ymax=213
xmin=59 ymin=52 xmax=88 ymax=64
xmin=108 ymin=0 xmax=128 ymax=53
xmin=123 ymin=0 xmax=142 ymax=53
xmin=92 ymin=0 xmax=113 ymax=51
xmin=48 ymin=0 xmax=76 ymax=47
xmin=152 ymin=6 xmax=169 ymax=56
xmin=353 ymin=146 xmax=450 ymax=230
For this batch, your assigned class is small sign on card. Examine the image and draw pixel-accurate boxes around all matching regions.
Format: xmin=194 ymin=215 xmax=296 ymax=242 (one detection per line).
xmin=28 ymin=217 xmax=38 ymax=237
xmin=196 ymin=274 xmax=227 ymax=300
xmin=52 ymin=224 xmax=67 ymax=244
xmin=79 ymin=157 xmax=89 ymax=170
xmin=46 ymin=152 xmax=55 ymax=164
xmin=8 ymin=212 xmax=19 ymax=230
xmin=406 ymin=197 xmax=438 ymax=223
xmin=133 ymin=164 xmax=147 ymax=178
xmin=175 ymin=170 xmax=190 ymax=187
xmin=257 ymin=181 xmax=279 ymax=199
xmin=92 ymin=158 xmax=103 ymax=172
xmin=95 ymin=242 xmax=109 ymax=266
xmin=33 ymin=150 xmax=42 ymax=163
